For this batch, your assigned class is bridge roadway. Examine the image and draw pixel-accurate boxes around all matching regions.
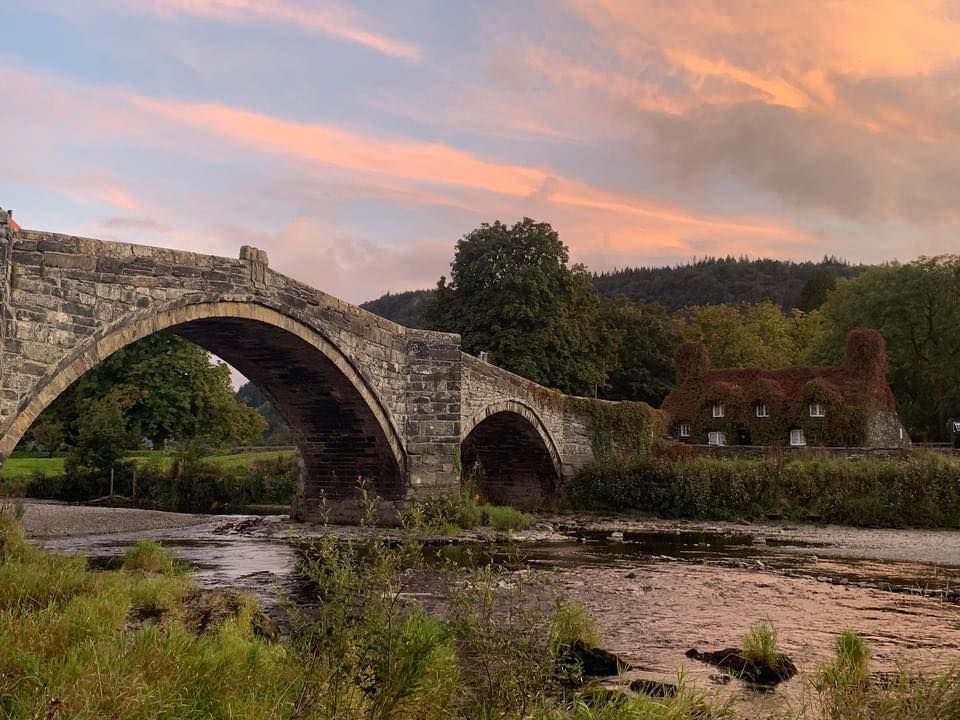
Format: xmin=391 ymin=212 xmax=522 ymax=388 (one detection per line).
xmin=0 ymin=208 xmax=652 ymax=521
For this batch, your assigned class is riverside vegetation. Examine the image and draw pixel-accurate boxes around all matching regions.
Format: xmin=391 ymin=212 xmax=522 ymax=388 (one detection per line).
xmin=570 ymin=451 xmax=960 ymax=528
xmin=3 ymin=503 xmax=960 ymax=719
xmin=0 ymin=449 xmax=300 ymax=512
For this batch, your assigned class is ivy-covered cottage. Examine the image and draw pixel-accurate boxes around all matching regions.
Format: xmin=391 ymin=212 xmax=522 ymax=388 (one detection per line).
xmin=662 ymin=328 xmax=910 ymax=448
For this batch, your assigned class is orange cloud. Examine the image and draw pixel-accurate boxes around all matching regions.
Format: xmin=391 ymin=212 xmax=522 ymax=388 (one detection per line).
xmin=129 ymin=94 xmax=811 ymax=250
xmin=663 ymin=49 xmax=811 ymax=111
xmin=132 ymin=0 xmax=421 ymax=61
xmin=558 ymin=0 xmax=960 ymax=142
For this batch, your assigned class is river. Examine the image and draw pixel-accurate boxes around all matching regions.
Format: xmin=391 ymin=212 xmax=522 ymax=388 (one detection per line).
xmin=28 ymin=505 xmax=960 ymax=716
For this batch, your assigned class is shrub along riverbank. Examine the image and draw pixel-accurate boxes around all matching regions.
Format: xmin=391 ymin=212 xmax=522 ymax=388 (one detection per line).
xmin=570 ymin=451 xmax=960 ymax=527
xmin=0 ymin=450 xmax=298 ymax=512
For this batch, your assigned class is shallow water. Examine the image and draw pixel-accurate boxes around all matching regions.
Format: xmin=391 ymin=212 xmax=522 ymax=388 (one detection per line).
xmin=37 ymin=515 xmax=960 ymax=715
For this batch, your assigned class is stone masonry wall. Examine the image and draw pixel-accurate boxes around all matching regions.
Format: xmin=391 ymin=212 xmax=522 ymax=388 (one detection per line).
xmin=403 ymin=330 xmax=462 ymax=501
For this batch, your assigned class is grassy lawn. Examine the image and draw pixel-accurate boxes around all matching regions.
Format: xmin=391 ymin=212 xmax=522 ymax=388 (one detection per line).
xmin=1 ymin=449 xmax=295 ymax=482
xmin=0 ymin=455 xmax=66 ymax=481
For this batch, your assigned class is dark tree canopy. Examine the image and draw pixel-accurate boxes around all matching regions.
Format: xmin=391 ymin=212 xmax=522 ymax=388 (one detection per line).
xmin=29 ymin=332 xmax=265 ymax=452
xmin=364 ymin=256 xmax=865 ymax=327
xmin=598 ymin=298 xmax=680 ymax=406
xmin=360 ymin=289 xmax=433 ymax=329
xmin=797 ymin=269 xmax=839 ymax=311
xmin=424 ymin=218 xmax=608 ymax=395
xmin=593 ymin=256 xmax=863 ymax=311
xmin=813 ymin=256 xmax=960 ymax=441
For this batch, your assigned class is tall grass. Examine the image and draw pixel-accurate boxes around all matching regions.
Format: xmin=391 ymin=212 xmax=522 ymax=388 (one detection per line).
xmin=416 ymin=493 xmax=535 ymax=533
xmin=741 ymin=619 xmax=780 ymax=666
xmin=122 ymin=539 xmax=179 ymax=574
xmin=811 ymin=631 xmax=960 ymax=719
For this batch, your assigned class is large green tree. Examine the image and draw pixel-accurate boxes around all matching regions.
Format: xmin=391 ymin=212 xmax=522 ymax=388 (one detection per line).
xmin=598 ymin=298 xmax=680 ymax=405
xmin=678 ymin=301 xmax=828 ymax=369
xmin=425 ymin=218 xmax=608 ymax=395
xmin=814 ymin=256 xmax=960 ymax=441
xmin=31 ymin=332 xmax=265 ymax=451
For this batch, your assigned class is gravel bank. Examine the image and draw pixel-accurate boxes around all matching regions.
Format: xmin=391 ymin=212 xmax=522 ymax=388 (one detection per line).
xmin=12 ymin=500 xmax=212 ymax=538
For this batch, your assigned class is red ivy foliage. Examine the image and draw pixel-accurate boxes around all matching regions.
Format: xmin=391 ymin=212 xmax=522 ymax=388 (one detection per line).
xmin=662 ymin=328 xmax=895 ymax=447
xmin=674 ymin=342 xmax=710 ymax=383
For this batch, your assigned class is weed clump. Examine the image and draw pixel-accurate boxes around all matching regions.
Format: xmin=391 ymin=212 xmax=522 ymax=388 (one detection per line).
xmin=122 ymin=539 xmax=178 ymax=574
xmin=418 ymin=494 xmax=535 ymax=534
xmin=742 ymin=619 xmax=780 ymax=666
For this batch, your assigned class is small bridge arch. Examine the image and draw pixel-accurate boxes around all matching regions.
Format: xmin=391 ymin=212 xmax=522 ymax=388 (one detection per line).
xmin=460 ymin=399 xmax=563 ymax=508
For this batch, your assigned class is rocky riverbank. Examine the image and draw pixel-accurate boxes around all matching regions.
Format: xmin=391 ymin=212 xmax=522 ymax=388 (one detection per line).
xmin=14 ymin=499 xmax=213 ymax=538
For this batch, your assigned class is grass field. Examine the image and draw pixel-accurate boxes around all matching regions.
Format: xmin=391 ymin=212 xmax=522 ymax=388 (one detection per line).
xmin=0 ymin=449 xmax=295 ymax=482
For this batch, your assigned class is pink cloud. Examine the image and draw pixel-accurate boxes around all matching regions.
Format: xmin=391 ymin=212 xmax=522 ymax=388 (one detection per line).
xmin=128 ymin=94 xmax=812 ymax=250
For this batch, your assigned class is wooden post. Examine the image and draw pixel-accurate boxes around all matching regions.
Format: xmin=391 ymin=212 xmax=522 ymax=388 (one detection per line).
xmin=110 ymin=467 xmax=115 ymax=497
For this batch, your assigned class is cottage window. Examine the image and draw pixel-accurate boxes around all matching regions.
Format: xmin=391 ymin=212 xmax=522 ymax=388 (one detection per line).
xmin=809 ymin=402 xmax=826 ymax=418
xmin=789 ymin=428 xmax=806 ymax=446
xmin=708 ymin=431 xmax=726 ymax=446
xmin=678 ymin=423 xmax=691 ymax=438
xmin=712 ymin=402 xmax=724 ymax=418
xmin=756 ymin=402 xmax=769 ymax=418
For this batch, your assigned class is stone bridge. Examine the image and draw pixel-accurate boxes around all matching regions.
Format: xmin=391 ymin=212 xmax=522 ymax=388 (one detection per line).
xmin=0 ymin=209 xmax=655 ymax=520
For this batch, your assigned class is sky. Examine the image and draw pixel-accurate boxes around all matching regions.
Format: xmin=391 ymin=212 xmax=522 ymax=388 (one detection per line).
xmin=3 ymin=0 xmax=960 ymax=305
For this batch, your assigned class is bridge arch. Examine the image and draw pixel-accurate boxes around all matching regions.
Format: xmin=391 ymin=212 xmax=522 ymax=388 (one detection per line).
xmin=2 ymin=299 xmax=407 ymax=511
xmin=460 ymin=400 xmax=562 ymax=508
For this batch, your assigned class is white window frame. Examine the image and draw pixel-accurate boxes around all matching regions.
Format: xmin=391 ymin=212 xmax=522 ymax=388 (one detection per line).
xmin=809 ymin=402 xmax=826 ymax=418
xmin=678 ymin=423 xmax=691 ymax=438
xmin=708 ymin=431 xmax=727 ymax=446
xmin=755 ymin=402 xmax=769 ymax=418
xmin=712 ymin=402 xmax=725 ymax=418
xmin=789 ymin=428 xmax=806 ymax=446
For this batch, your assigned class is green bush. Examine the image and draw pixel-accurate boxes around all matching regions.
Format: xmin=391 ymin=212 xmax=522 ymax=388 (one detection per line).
xmin=569 ymin=451 xmax=960 ymax=527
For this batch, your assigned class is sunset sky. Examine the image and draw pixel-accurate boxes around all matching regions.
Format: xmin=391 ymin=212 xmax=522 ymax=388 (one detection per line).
xmin=3 ymin=1 xmax=959 ymax=303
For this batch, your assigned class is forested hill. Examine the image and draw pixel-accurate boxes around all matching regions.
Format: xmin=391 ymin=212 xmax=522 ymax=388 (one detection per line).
xmin=361 ymin=256 xmax=866 ymax=327
xmin=592 ymin=256 xmax=864 ymax=312
xmin=360 ymin=289 xmax=434 ymax=328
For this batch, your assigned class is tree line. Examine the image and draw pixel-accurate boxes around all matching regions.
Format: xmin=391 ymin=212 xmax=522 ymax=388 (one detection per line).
xmin=362 ymin=256 xmax=864 ymax=325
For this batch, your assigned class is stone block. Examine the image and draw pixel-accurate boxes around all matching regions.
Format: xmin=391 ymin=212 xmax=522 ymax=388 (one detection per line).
xmin=43 ymin=252 xmax=97 ymax=271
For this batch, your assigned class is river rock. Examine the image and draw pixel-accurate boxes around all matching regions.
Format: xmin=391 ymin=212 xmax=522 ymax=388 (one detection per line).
xmin=685 ymin=647 xmax=798 ymax=686
xmin=557 ymin=640 xmax=632 ymax=680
